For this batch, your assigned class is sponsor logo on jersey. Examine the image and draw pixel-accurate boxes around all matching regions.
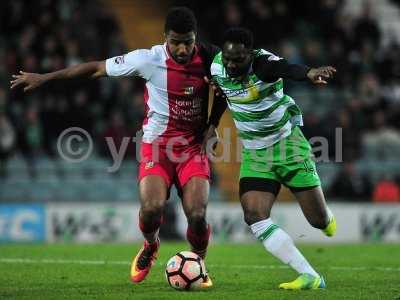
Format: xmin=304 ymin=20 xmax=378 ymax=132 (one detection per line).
xmin=114 ymin=55 xmax=125 ymax=64
xmin=145 ymin=161 xmax=154 ymax=170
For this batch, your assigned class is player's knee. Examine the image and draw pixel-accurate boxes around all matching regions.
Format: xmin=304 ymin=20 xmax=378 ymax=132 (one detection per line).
xmin=187 ymin=209 xmax=207 ymax=229
xmin=187 ymin=209 xmax=206 ymax=223
xmin=140 ymin=200 xmax=165 ymax=219
xmin=243 ymin=210 xmax=268 ymax=226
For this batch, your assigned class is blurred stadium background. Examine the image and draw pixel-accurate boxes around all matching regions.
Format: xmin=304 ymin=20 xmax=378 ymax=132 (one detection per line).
xmin=0 ymin=0 xmax=400 ymax=244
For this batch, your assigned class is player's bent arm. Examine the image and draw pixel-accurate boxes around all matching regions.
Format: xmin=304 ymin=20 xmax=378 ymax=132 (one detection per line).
xmin=253 ymin=55 xmax=336 ymax=85
xmin=208 ymin=93 xmax=227 ymax=128
xmin=253 ymin=56 xmax=310 ymax=82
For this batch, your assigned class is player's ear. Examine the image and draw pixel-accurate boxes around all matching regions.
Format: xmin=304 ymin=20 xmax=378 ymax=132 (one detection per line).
xmin=249 ymin=49 xmax=256 ymax=60
xmin=164 ymin=30 xmax=170 ymax=42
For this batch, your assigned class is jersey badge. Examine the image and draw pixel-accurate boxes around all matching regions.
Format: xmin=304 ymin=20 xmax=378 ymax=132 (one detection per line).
xmin=184 ymin=86 xmax=194 ymax=95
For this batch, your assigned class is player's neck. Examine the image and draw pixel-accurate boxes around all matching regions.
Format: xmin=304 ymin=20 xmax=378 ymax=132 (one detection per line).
xmin=229 ymin=61 xmax=253 ymax=83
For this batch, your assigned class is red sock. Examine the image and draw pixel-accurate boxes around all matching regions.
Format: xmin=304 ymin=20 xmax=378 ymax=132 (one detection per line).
xmin=187 ymin=224 xmax=211 ymax=258
xmin=139 ymin=214 xmax=163 ymax=245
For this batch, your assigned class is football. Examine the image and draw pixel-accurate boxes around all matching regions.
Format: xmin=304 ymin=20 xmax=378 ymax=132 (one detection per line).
xmin=165 ymin=251 xmax=206 ymax=290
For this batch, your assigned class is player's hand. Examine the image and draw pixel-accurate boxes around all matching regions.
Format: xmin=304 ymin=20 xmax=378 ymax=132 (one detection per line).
xmin=307 ymin=66 xmax=336 ymax=85
xmin=201 ymin=124 xmax=219 ymax=157
xmin=10 ymin=71 xmax=46 ymax=92
xmin=204 ymin=76 xmax=225 ymax=98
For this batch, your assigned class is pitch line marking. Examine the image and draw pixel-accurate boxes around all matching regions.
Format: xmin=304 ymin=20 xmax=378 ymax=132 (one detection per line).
xmin=0 ymin=258 xmax=399 ymax=272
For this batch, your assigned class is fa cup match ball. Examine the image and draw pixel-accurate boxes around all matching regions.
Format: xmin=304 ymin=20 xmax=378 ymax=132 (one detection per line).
xmin=165 ymin=251 xmax=206 ymax=290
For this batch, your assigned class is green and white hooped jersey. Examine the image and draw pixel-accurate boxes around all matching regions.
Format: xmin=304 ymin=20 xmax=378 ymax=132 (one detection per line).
xmin=211 ymin=49 xmax=303 ymax=149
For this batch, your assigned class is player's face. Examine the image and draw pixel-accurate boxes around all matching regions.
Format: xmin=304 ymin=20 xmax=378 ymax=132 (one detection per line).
xmin=166 ymin=30 xmax=196 ymax=64
xmin=222 ymin=42 xmax=253 ymax=78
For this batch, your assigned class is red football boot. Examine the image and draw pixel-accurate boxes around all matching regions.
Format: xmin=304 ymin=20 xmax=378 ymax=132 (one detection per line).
xmin=130 ymin=239 xmax=160 ymax=283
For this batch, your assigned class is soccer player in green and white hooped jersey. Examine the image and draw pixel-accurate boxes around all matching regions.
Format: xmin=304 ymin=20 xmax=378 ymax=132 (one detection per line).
xmin=208 ymin=28 xmax=337 ymax=290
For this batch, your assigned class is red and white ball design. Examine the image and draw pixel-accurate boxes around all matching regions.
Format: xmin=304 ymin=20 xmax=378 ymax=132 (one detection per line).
xmin=165 ymin=251 xmax=206 ymax=290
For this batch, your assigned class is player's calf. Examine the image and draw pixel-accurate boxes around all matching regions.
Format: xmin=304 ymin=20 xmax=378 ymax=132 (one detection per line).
xmin=308 ymin=207 xmax=336 ymax=237
xmin=306 ymin=210 xmax=336 ymax=237
xmin=139 ymin=216 xmax=162 ymax=243
xmin=243 ymin=208 xmax=269 ymax=226
xmin=186 ymin=222 xmax=211 ymax=259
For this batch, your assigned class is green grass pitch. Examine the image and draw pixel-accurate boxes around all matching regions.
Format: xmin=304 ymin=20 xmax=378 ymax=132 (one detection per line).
xmin=0 ymin=243 xmax=399 ymax=300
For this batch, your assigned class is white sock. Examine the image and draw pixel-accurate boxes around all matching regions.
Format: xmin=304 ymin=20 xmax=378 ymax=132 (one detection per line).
xmin=250 ymin=218 xmax=319 ymax=277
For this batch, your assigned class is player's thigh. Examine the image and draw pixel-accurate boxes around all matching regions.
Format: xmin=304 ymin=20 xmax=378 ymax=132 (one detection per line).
xmin=239 ymin=178 xmax=280 ymax=225
xmin=181 ymin=176 xmax=210 ymax=218
xmin=138 ymin=142 xmax=175 ymax=211
xmin=276 ymin=147 xmax=328 ymax=227
xmin=292 ymin=185 xmax=329 ymax=228
xmin=177 ymin=149 xmax=210 ymax=218
xmin=139 ymin=175 xmax=169 ymax=212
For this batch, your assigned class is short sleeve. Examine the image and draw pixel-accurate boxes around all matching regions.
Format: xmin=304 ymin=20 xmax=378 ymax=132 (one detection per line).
xmin=210 ymin=52 xmax=224 ymax=77
xmin=105 ymin=49 xmax=153 ymax=79
xmin=258 ymin=49 xmax=283 ymax=62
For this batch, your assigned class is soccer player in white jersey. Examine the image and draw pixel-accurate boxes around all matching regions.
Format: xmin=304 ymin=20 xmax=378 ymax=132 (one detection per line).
xmin=208 ymin=27 xmax=337 ymax=290
xmin=11 ymin=7 xmax=227 ymax=287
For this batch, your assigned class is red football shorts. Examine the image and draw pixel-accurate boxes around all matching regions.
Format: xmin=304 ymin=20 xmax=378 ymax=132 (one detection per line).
xmin=138 ymin=142 xmax=210 ymax=190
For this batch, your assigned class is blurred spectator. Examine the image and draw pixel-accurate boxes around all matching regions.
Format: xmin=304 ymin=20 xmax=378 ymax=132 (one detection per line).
xmin=362 ymin=111 xmax=400 ymax=160
xmin=329 ymin=162 xmax=372 ymax=200
xmin=0 ymin=111 xmax=16 ymax=178
xmin=347 ymin=97 xmax=366 ymax=131
xmin=377 ymin=41 xmax=400 ymax=82
xmin=353 ymin=1 xmax=381 ymax=49
xmin=317 ymin=0 xmax=344 ymax=38
xmin=68 ymin=90 xmax=94 ymax=133
xmin=334 ymin=109 xmax=362 ymax=161
xmin=358 ymin=72 xmax=382 ymax=108
xmin=126 ymin=91 xmax=146 ymax=133
xmin=209 ymin=0 xmax=243 ymax=44
xmin=99 ymin=110 xmax=135 ymax=161
xmin=245 ymin=0 xmax=294 ymax=48
xmin=224 ymin=0 xmax=242 ymax=27
xmin=279 ymin=40 xmax=304 ymax=65
xmin=2 ymin=0 xmax=126 ymax=159
xmin=302 ymin=39 xmax=326 ymax=67
xmin=372 ymin=177 xmax=400 ymax=203
xmin=18 ymin=106 xmax=43 ymax=178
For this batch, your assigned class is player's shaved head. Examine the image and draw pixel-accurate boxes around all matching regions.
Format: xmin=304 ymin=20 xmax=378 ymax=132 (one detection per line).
xmin=223 ymin=27 xmax=254 ymax=50
xmin=165 ymin=7 xmax=197 ymax=34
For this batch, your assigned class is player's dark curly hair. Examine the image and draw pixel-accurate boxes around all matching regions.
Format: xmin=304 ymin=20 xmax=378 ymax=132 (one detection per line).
xmin=223 ymin=27 xmax=254 ymax=49
xmin=164 ymin=7 xmax=197 ymax=34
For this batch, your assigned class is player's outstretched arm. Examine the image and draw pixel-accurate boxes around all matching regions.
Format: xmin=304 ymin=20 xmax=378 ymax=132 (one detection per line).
xmin=10 ymin=61 xmax=106 ymax=92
